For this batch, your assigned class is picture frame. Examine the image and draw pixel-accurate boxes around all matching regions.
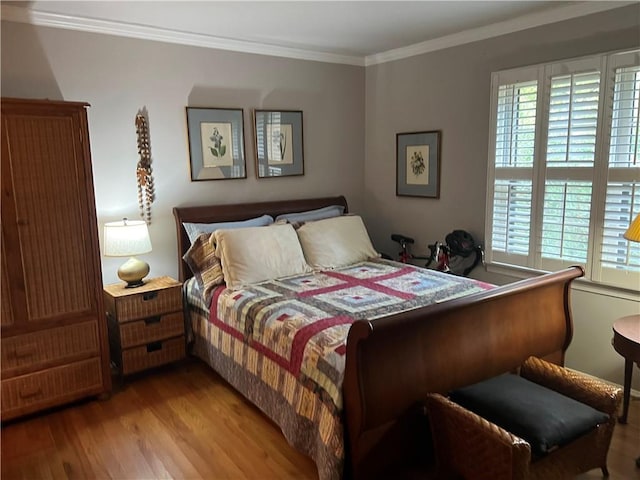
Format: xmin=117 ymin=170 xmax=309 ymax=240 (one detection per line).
xmin=396 ymin=130 xmax=441 ymax=198
xmin=186 ymin=107 xmax=246 ymax=181
xmin=253 ymin=109 xmax=304 ymax=178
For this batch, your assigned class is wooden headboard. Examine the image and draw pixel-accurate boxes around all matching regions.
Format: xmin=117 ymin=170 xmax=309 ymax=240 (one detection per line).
xmin=173 ymin=196 xmax=348 ymax=282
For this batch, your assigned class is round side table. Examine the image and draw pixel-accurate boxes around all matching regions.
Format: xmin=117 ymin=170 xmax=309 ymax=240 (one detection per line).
xmin=612 ymin=314 xmax=640 ymax=424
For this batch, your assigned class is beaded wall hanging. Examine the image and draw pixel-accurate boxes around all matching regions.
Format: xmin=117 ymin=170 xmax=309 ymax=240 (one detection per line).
xmin=135 ymin=109 xmax=155 ymax=224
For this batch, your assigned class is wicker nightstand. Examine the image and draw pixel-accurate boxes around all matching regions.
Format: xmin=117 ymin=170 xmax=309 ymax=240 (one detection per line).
xmin=104 ymin=276 xmax=185 ymax=375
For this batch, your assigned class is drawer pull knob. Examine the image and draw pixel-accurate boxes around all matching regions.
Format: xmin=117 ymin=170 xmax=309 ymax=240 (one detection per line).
xmin=19 ymin=386 xmax=42 ymax=398
xmin=146 ymin=341 xmax=162 ymax=353
xmin=142 ymin=291 xmax=158 ymax=301
xmin=144 ymin=316 xmax=161 ymax=325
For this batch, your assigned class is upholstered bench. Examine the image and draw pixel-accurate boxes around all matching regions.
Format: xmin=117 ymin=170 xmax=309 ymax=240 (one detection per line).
xmin=426 ymin=357 xmax=622 ymax=480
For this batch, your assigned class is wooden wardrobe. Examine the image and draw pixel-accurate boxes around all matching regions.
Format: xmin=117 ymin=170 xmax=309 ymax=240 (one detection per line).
xmin=1 ymin=98 xmax=111 ymax=421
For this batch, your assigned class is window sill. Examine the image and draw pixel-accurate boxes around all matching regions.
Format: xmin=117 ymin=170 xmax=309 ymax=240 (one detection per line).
xmin=485 ymin=263 xmax=640 ymax=302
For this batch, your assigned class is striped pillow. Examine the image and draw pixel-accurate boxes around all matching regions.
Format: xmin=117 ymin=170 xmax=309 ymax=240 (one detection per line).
xmin=183 ymin=233 xmax=224 ymax=305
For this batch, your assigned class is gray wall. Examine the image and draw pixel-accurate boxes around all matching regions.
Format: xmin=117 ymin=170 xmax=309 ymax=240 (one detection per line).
xmin=2 ymin=6 xmax=639 ymax=389
xmin=1 ymin=21 xmax=366 ymax=284
xmin=364 ymin=5 xmax=640 ymax=257
xmin=364 ymin=5 xmax=640 ymax=389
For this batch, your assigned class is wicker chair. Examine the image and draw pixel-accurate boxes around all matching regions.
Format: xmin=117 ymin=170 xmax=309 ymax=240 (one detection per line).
xmin=426 ymin=357 xmax=622 ymax=480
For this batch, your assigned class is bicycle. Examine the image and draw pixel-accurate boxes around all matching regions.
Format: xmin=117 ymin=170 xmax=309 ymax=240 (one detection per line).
xmin=391 ymin=233 xmax=451 ymax=272
xmin=391 ymin=232 xmax=484 ymax=276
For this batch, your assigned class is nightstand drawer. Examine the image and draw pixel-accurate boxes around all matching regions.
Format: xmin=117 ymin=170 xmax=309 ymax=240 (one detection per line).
xmin=112 ymin=285 xmax=182 ymax=322
xmin=1 ymin=321 xmax=99 ymax=377
xmin=119 ymin=312 xmax=185 ymax=348
xmin=121 ymin=337 xmax=185 ymax=375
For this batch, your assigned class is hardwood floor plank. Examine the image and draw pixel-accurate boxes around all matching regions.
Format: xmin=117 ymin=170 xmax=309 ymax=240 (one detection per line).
xmin=120 ymin=406 xmax=200 ymax=479
xmin=94 ymin=394 xmax=163 ymax=479
xmin=47 ymin=411 xmax=109 ymax=480
xmin=1 ymin=358 xmax=636 ymax=480
xmin=133 ymin=394 xmax=221 ymax=477
xmin=75 ymin=403 xmax=136 ymax=479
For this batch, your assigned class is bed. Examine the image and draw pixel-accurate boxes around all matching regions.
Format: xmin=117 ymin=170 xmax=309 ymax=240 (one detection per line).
xmin=173 ymin=195 xmax=584 ymax=480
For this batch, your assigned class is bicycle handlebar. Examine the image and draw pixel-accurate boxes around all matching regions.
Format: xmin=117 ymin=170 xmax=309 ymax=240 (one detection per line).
xmin=391 ymin=233 xmax=414 ymax=245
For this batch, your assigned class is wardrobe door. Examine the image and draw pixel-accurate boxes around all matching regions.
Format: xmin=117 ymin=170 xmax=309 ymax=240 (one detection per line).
xmin=1 ymin=102 xmax=102 ymax=332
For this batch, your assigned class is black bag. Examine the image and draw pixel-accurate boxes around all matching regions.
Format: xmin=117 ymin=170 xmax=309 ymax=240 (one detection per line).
xmin=445 ymin=230 xmax=483 ymax=276
xmin=445 ymin=230 xmax=476 ymax=257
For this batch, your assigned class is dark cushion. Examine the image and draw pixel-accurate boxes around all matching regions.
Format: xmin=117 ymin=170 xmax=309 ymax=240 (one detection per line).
xmin=449 ymin=374 xmax=609 ymax=457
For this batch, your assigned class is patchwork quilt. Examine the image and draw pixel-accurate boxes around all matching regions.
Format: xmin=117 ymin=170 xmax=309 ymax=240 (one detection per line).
xmin=186 ymin=259 xmax=493 ymax=480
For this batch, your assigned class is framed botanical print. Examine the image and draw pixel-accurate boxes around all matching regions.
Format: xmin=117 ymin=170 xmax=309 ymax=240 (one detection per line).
xmin=186 ymin=107 xmax=246 ymax=181
xmin=254 ymin=109 xmax=304 ymax=178
xmin=396 ymin=130 xmax=441 ymax=198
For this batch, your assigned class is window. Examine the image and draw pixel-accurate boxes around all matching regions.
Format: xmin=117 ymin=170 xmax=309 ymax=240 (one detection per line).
xmin=486 ymin=50 xmax=640 ymax=290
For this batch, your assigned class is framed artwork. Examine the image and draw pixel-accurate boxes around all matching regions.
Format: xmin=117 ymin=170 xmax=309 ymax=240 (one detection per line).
xmin=186 ymin=107 xmax=246 ymax=181
xmin=253 ymin=110 xmax=304 ymax=178
xmin=396 ymin=130 xmax=441 ymax=198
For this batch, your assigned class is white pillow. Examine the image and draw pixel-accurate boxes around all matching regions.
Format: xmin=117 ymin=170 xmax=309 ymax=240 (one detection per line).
xmin=214 ymin=224 xmax=311 ymax=289
xmin=296 ymin=215 xmax=380 ymax=269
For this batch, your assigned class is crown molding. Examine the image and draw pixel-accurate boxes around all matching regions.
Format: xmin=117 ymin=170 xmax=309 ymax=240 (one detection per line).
xmin=365 ymin=1 xmax=637 ymax=66
xmin=0 ymin=4 xmax=365 ymax=66
xmin=2 ymin=2 xmax=634 ymax=68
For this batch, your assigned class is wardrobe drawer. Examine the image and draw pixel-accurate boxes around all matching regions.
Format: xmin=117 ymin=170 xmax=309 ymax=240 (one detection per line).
xmin=1 ymin=357 xmax=104 ymax=420
xmin=118 ymin=311 xmax=184 ymax=348
xmin=1 ymin=321 xmax=99 ymax=377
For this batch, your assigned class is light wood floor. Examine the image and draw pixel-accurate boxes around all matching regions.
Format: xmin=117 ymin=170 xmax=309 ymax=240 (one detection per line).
xmin=2 ymin=358 xmax=639 ymax=480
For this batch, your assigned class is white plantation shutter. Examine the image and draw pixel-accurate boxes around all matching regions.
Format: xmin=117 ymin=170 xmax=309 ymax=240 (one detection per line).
xmin=597 ymin=59 xmax=640 ymax=287
xmin=607 ymin=66 xmax=639 ymax=168
xmin=488 ymin=75 xmax=538 ymax=267
xmin=486 ymin=50 xmax=640 ymax=291
xmin=601 ymin=183 xmax=640 ymax=267
xmin=540 ymin=68 xmax=600 ymax=271
xmin=492 ymin=180 xmax=532 ymax=256
xmin=541 ymin=181 xmax=593 ymax=265
xmin=495 ymin=81 xmax=537 ymax=168
xmin=546 ymin=72 xmax=600 ymax=167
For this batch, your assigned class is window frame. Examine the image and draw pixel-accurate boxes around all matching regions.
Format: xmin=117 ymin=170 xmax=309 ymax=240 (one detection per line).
xmin=485 ymin=49 xmax=640 ymax=296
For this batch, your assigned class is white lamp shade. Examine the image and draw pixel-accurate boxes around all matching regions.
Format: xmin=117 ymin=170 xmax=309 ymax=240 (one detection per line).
xmin=103 ymin=219 xmax=152 ymax=257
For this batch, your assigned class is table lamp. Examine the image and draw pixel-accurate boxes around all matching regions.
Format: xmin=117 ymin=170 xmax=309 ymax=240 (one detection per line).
xmin=104 ymin=218 xmax=152 ymax=287
xmin=624 ymin=212 xmax=640 ymax=243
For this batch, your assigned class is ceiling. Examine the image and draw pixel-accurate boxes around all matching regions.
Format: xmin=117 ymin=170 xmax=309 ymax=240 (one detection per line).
xmin=2 ymin=1 xmax=633 ymax=65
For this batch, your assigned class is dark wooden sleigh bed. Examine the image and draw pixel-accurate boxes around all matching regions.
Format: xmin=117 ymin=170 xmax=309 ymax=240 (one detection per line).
xmin=173 ymin=195 xmax=584 ymax=479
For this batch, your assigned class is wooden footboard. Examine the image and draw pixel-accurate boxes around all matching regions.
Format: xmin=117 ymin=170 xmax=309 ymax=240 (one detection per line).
xmin=343 ymin=266 xmax=584 ymax=479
